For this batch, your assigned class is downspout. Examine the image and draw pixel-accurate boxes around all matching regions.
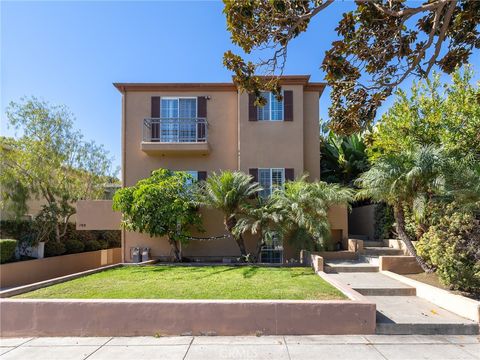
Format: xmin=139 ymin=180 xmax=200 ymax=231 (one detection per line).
xmin=121 ymin=88 xmax=127 ymax=263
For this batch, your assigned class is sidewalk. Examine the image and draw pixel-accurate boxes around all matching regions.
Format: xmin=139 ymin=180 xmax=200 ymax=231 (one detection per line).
xmin=1 ymin=335 xmax=479 ymax=359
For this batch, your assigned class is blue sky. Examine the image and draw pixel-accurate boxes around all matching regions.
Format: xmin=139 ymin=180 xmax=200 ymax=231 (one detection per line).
xmin=2 ymin=1 xmax=479 ymax=172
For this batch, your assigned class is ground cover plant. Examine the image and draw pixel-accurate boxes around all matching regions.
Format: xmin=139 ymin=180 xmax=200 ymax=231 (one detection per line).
xmin=15 ymin=266 xmax=346 ymax=300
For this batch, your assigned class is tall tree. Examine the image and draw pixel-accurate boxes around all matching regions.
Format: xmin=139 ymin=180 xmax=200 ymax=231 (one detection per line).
xmin=0 ymin=98 xmax=116 ymax=243
xmin=368 ymin=67 xmax=480 ymax=161
xmin=197 ymin=171 xmax=261 ymax=257
xmin=356 ymin=145 xmax=449 ymax=272
xmin=113 ymin=169 xmax=202 ymax=261
xmin=223 ymin=0 xmax=479 ymax=134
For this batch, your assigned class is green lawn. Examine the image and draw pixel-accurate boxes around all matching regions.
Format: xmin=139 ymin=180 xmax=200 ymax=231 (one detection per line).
xmin=16 ymin=265 xmax=346 ymax=300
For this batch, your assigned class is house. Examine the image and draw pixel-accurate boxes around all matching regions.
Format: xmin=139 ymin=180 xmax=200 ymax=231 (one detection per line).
xmin=76 ymin=75 xmax=348 ymax=263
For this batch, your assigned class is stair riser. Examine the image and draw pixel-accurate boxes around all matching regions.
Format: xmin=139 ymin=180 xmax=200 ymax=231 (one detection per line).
xmin=362 ymin=250 xmax=404 ymax=256
xmin=355 ymin=288 xmax=416 ymax=296
xmin=376 ymin=323 xmax=479 ymax=335
xmin=324 ymin=267 xmax=379 ymax=273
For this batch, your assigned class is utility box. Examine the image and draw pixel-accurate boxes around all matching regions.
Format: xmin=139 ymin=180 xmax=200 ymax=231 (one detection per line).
xmin=141 ymin=247 xmax=151 ymax=262
xmin=131 ymin=247 xmax=141 ymax=263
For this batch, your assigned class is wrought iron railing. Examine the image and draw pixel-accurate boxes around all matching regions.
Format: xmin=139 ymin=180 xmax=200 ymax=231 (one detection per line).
xmin=143 ymin=118 xmax=208 ymax=143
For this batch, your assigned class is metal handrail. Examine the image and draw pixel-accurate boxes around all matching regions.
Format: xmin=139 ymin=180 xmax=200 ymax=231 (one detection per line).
xmin=143 ymin=117 xmax=208 ymax=143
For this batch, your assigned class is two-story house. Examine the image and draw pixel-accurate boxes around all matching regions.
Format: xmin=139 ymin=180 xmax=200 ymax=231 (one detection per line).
xmin=77 ymin=75 xmax=348 ymax=262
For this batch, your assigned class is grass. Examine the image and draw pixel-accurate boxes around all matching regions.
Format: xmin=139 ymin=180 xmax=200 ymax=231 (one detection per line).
xmin=15 ymin=265 xmax=346 ymax=300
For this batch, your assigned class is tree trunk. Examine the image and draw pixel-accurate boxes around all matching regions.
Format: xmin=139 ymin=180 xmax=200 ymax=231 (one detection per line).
xmin=225 ymin=216 xmax=247 ymax=257
xmin=255 ymin=238 xmax=265 ymax=263
xmin=168 ymin=238 xmax=181 ymax=262
xmin=393 ymin=204 xmax=432 ymax=272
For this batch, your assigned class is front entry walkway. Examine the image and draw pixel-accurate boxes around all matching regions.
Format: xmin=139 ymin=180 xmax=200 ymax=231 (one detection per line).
xmin=325 ymin=260 xmax=478 ymax=335
xmin=1 ymin=335 xmax=479 ymax=359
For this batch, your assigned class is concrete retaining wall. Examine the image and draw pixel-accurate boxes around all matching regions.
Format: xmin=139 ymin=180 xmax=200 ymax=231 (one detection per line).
xmin=0 ymin=248 xmax=122 ymax=288
xmin=379 ymin=256 xmax=423 ymax=274
xmin=0 ymin=298 xmax=376 ymax=336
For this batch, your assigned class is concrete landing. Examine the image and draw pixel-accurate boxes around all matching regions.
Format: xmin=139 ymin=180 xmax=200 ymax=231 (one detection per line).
xmin=324 ymin=260 xmax=379 ymax=273
xmin=328 ymin=272 xmax=416 ymax=296
xmin=370 ymin=296 xmax=479 ymax=335
xmin=363 ymin=247 xmax=404 ymax=256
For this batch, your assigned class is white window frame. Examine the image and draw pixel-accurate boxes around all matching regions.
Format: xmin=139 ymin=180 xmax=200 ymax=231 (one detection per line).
xmin=257 ymin=91 xmax=284 ymax=122
xmin=259 ymin=168 xmax=285 ymax=197
xmin=160 ymin=97 xmax=198 ymax=142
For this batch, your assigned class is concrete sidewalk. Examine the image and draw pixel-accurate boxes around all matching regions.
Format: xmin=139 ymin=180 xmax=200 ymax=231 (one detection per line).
xmin=1 ymin=335 xmax=479 ymax=359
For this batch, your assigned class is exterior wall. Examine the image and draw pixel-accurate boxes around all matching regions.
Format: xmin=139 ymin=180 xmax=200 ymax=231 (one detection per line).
xmin=349 ymin=204 xmax=376 ymax=240
xmin=1 ymin=197 xmax=77 ymax=222
xmin=0 ymin=248 xmax=121 ymax=288
xmin=120 ymin=79 xmax=348 ymax=262
xmin=238 ymin=85 xmax=304 ymax=176
xmin=76 ymin=200 xmax=121 ymax=230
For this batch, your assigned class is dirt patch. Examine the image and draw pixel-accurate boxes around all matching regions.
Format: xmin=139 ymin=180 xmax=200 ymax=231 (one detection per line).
xmin=405 ymin=272 xmax=479 ymax=301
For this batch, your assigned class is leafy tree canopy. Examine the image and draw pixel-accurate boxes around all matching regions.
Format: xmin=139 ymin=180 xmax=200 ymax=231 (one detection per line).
xmin=0 ymin=97 xmax=116 ymax=243
xmin=368 ymin=67 xmax=480 ymax=161
xmin=223 ymin=0 xmax=479 ymax=134
xmin=113 ymin=169 xmax=202 ymax=261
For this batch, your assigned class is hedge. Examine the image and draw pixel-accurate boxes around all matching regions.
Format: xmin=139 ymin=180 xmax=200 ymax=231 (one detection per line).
xmin=0 ymin=239 xmax=17 ymax=264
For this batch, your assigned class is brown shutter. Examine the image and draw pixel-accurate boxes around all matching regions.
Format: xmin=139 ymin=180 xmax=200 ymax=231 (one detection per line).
xmin=249 ymin=168 xmax=258 ymax=183
xmin=197 ymin=171 xmax=207 ymax=181
xmin=197 ymin=97 xmax=207 ymax=142
xmin=285 ymin=168 xmax=294 ymax=181
xmin=284 ymin=90 xmax=293 ymax=121
xmin=248 ymin=94 xmax=257 ymax=121
xmin=151 ymin=96 xmax=160 ymax=142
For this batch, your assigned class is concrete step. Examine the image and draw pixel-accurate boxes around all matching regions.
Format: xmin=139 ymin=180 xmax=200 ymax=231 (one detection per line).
xmin=363 ymin=247 xmax=404 ymax=256
xmin=359 ymin=255 xmax=379 ymax=265
xmin=363 ymin=241 xmax=385 ymax=247
xmin=370 ymin=296 xmax=479 ymax=335
xmin=349 ymin=234 xmax=370 ymax=241
xmin=324 ymin=261 xmax=379 ymax=273
xmin=327 ymin=272 xmax=416 ymax=296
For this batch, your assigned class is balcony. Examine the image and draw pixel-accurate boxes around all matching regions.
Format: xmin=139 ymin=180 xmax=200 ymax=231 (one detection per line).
xmin=141 ymin=118 xmax=210 ymax=155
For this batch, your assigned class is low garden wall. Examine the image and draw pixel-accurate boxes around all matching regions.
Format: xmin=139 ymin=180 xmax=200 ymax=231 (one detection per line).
xmin=0 ymin=298 xmax=375 ymax=336
xmin=379 ymin=255 xmax=422 ymax=274
xmin=0 ymin=248 xmax=121 ymax=288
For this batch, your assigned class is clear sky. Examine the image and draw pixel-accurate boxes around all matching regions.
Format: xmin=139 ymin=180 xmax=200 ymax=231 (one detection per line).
xmin=2 ymin=1 xmax=479 ymax=172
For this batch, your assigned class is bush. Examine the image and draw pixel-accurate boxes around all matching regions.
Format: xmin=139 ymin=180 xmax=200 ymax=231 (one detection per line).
xmin=64 ymin=239 xmax=85 ymax=254
xmin=44 ymin=241 xmax=66 ymax=257
xmin=417 ymin=210 xmax=480 ymax=293
xmin=84 ymin=240 xmax=102 ymax=252
xmin=373 ymin=203 xmax=394 ymax=240
xmin=0 ymin=239 xmax=17 ymax=264
xmin=98 ymin=230 xmax=121 ymax=248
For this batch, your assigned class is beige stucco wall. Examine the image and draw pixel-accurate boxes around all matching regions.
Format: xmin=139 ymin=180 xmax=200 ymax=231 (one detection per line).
xmin=76 ymin=200 xmax=121 ymax=230
xmin=0 ymin=248 xmax=121 ymax=288
xmin=121 ymin=82 xmax=348 ymax=262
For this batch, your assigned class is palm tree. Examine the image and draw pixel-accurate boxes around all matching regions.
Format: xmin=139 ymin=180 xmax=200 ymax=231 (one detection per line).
xmin=197 ymin=171 xmax=261 ymax=257
xmin=272 ymin=176 xmax=354 ymax=250
xmin=233 ymin=196 xmax=284 ymax=262
xmin=356 ymin=146 xmax=446 ymax=272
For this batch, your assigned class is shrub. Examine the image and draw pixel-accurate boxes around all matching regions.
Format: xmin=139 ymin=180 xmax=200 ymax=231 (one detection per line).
xmin=84 ymin=240 xmax=102 ymax=252
xmin=44 ymin=241 xmax=66 ymax=257
xmin=0 ymin=239 xmax=17 ymax=264
xmin=64 ymin=239 xmax=85 ymax=254
xmin=417 ymin=210 xmax=480 ymax=293
xmin=373 ymin=203 xmax=394 ymax=240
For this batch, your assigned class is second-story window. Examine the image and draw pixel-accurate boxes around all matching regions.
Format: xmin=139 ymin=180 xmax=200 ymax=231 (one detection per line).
xmin=257 ymin=92 xmax=284 ymax=121
xmin=160 ymin=97 xmax=197 ymax=142
xmin=259 ymin=168 xmax=285 ymax=197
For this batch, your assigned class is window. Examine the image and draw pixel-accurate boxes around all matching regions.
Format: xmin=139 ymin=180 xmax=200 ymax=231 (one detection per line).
xmin=257 ymin=92 xmax=284 ymax=121
xmin=160 ymin=97 xmax=197 ymax=142
xmin=260 ymin=234 xmax=283 ymax=263
xmin=259 ymin=168 xmax=285 ymax=197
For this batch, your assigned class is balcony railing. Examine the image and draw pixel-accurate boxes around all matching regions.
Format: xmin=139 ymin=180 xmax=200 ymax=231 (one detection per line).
xmin=143 ymin=118 xmax=208 ymax=143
